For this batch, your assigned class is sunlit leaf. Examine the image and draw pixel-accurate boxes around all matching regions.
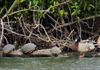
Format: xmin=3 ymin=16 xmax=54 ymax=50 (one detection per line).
xmin=59 ymin=10 xmax=65 ymax=16
xmin=20 ymin=0 xmax=25 ymax=3
xmin=89 ymin=4 xmax=95 ymax=8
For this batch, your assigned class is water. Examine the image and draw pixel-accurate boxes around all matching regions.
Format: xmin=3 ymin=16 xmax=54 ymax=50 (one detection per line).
xmin=0 ymin=57 xmax=100 ymax=70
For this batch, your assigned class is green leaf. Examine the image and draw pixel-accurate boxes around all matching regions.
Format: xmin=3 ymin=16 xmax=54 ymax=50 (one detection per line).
xmin=65 ymin=12 xmax=68 ymax=15
xmin=84 ymin=2 xmax=87 ymax=11
xmin=71 ymin=11 xmax=76 ymax=16
xmin=89 ymin=4 xmax=95 ymax=8
xmin=59 ymin=10 xmax=65 ymax=16
xmin=32 ymin=0 xmax=39 ymax=6
xmin=20 ymin=0 xmax=25 ymax=3
xmin=48 ymin=5 xmax=55 ymax=12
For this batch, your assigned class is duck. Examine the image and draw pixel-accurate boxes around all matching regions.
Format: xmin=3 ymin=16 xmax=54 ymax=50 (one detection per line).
xmin=97 ymin=36 xmax=100 ymax=48
xmin=74 ymin=35 xmax=97 ymax=58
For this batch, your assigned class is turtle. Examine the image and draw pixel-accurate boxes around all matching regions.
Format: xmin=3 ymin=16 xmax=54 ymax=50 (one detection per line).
xmin=3 ymin=44 xmax=15 ymax=54
xmin=21 ymin=43 xmax=36 ymax=54
xmin=50 ymin=46 xmax=61 ymax=56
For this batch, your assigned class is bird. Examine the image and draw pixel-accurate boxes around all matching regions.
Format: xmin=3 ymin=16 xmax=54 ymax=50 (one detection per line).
xmin=97 ymin=36 xmax=100 ymax=48
xmin=74 ymin=35 xmax=97 ymax=58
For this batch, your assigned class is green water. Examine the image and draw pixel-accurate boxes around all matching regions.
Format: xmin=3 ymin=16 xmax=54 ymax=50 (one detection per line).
xmin=0 ymin=57 xmax=100 ymax=70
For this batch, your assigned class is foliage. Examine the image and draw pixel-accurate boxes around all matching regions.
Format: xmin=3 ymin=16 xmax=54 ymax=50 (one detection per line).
xmin=0 ymin=0 xmax=100 ymax=19
xmin=0 ymin=0 xmax=100 ymax=45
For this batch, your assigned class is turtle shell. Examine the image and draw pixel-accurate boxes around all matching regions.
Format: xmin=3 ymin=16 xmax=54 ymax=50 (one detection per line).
xmin=21 ymin=43 xmax=36 ymax=54
xmin=50 ymin=46 xmax=61 ymax=55
xmin=3 ymin=44 xmax=15 ymax=54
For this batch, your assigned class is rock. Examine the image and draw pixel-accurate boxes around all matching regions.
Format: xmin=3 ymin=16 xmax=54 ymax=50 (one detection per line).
xmin=50 ymin=46 xmax=61 ymax=56
xmin=21 ymin=43 xmax=36 ymax=54
xmin=3 ymin=44 xmax=15 ymax=54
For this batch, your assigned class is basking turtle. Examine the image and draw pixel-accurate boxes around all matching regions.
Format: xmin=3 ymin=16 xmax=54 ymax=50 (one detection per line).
xmin=3 ymin=44 xmax=15 ymax=54
xmin=50 ymin=46 xmax=61 ymax=56
xmin=21 ymin=43 xmax=36 ymax=54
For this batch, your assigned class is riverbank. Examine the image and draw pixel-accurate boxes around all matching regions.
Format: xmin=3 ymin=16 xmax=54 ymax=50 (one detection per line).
xmin=1 ymin=48 xmax=100 ymax=58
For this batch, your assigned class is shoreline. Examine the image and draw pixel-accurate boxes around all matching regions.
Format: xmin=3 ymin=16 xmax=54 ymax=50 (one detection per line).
xmin=1 ymin=49 xmax=100 ymax=58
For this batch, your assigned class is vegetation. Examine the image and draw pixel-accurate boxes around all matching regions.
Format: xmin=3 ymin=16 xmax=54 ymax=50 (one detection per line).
xmin=0 ymin=0 xmax=100 ymax=51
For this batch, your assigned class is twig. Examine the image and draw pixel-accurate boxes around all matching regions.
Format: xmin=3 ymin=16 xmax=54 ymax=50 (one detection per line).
xmin=3 ymin=27 xmax=27 ymax=37
xmin=3 ymin=35 xmax=9 ymax=44
xmin=67 ymin=29 xmax=74 ymax=38
xmin=50 ymin=15 xmax=100 ymax=32
xmin=40 ymin=24 xmax=51 ymax=42
xmin=2 ymin=0 xmax=18 ymax=19
xmin=0 ymin=19 xmax=4 ymax=46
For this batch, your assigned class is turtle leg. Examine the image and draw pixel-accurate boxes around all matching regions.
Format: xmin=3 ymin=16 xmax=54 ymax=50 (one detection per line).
xmin=79 ymin=52 xmax=85 ymax=58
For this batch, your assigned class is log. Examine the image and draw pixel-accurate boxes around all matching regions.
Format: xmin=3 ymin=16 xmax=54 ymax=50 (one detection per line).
xmin=5 ymin=49 xmax=23 ymax=57
xmin=10 ymin=49 xmax=23 ymax=56
xmin=2 ymin=49 xmax=100 ymax=57
xmin=4 ymin=49 xmax=52 ymax=57
xmin=5 ymin=48 xmax=62 ymax=57
xmin=30 ymin=49 xmax=52 ymax=56
xmin=0 ymin=51 xmax=3 ymax=57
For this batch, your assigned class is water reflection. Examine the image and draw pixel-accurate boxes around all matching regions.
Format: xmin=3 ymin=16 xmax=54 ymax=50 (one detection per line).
xmin=0 ymin=57 xmax=100 ymax=70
